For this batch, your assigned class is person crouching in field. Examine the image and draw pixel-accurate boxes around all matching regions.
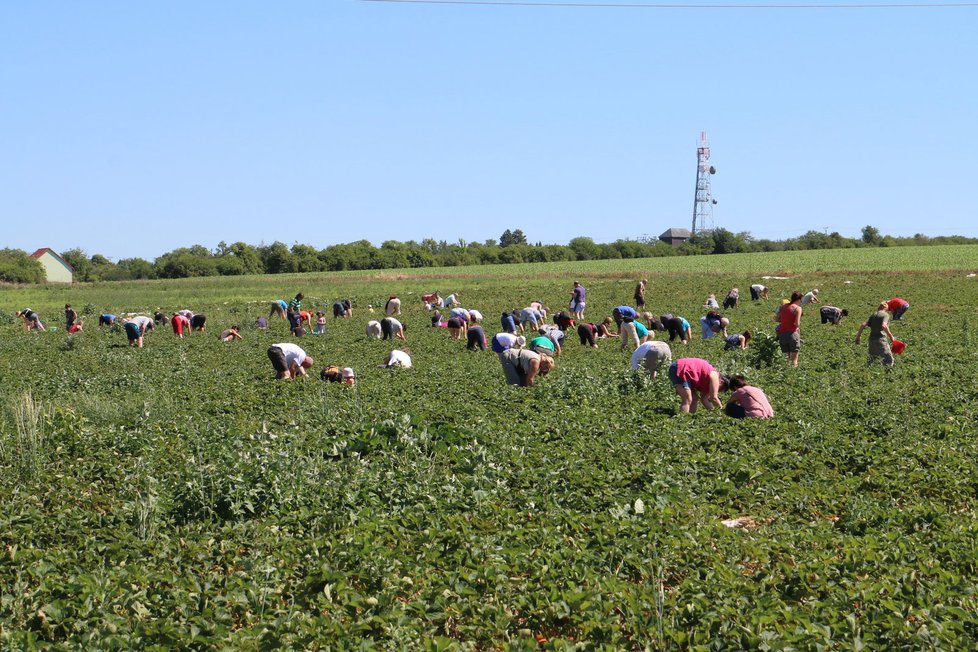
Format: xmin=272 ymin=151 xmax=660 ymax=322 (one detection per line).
xmin=381 ymin=348 xmax=413 ymax=369
xmin=267 ymin=342 xmax=313 ymax=379
xmin=820 ymin=306 xmax=848 ymax=325
xmin=171 ymin=313 xmax=191 ymax=337
xmin=886 ymin=297 xmax=910 ymax=321
xmin=17 ymin=309 xmax=45 ymax=332
xmin=750 ymin=284 xmax=769 ymax=301
xmin=631 ymin=341 xmax=672 ymax=379
xmin=855 ymin=302 xmax=895 ymax=367
xmin=190 ymin=314 xmax=206 ymax=332
xmin=499 ymin=349 xmax=553 ymax=387
xmin=723 ymin=288 xmax=739 ymax=310
xmin=219 ymin=326 xmax=243 ymax=342
xmin=123 ymin=315 xmax=154 ymax=348
xmin=467 ymin=324 xmax=487 ymax=351
xmin=270 ymin=299 xmax=288 ymax=320
xmin=668 ymin=357 xmax=728 ymax=413
xmin=725 ymin=375 xmax=774 ymax=419
xmin=724 ymin=330 xmax=752 ymax=351
xmin=577 ymin=318 xmax=616 ymax=348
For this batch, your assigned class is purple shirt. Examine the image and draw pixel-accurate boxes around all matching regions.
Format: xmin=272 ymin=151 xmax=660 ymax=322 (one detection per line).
xmin=573 ymin=285 xmax=586 ymax=303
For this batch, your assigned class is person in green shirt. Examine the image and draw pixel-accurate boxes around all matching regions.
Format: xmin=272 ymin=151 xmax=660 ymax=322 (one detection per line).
xmin=855 ymin=302 xmax=895 ymax=366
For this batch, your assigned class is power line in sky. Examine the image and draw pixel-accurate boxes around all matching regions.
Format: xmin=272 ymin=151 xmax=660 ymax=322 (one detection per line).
xmin=363 ymin=0 xmax=978 ymax=7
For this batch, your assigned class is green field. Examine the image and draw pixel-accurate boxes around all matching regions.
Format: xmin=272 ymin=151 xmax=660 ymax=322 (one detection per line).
xmin=3 ymin=246 xmax=978 ymax=649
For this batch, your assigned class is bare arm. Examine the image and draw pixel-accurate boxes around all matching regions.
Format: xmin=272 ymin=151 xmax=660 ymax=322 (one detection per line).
xmin=524 ymin=358 xmax=540 ymax=387
xmin=855 ymin=322 xmax=867 ymax=344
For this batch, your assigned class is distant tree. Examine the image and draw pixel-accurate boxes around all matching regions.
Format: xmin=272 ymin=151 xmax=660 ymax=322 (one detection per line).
xmin=568 ymin=237 xmax=600 ymax=261
xmin=861 ymin=225 xmax=883 ymax=246
xmin=0 ymin=248 xmax=46 ymax=284
xmin=61 ymin=248 xmax=93 ymax=281
xmin=499 ymin=229 xmax=528 ymax=247
xmin=112 ymin=257 xmax=155 ymax=280
xmin=259 ymin=242 xmax=298 ymax=274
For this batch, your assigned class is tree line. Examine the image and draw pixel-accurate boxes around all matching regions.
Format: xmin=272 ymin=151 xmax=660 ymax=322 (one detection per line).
xmin=2 ymin=227 xmax=976 ymax=283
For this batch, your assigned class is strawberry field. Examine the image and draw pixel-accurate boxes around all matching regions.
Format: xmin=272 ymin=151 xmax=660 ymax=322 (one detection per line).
xmin=2 ymin=248 xmax=978 ymax=649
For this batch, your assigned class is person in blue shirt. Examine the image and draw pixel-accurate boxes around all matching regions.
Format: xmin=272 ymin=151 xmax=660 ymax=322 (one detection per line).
xmin=501 ymin=311 xmax=517 ymax=334
xmin=612 ymin=305 xmax=638 ymax=328
xmin=660 ymin=314 xmax=691 ymax=344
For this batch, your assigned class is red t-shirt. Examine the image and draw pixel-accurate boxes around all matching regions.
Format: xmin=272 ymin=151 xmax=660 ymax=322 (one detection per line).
xmin=778 ymin=303 xmax=801 ymax=333
xmin=886 ymin=298 xmax=909 ymax=311
xmin=676 ymin=358 xmax=715 ymax=394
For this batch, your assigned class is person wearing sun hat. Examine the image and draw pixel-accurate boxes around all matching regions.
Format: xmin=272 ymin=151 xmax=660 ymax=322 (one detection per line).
xmin=855 ymin=302 xmax=896 ymax=367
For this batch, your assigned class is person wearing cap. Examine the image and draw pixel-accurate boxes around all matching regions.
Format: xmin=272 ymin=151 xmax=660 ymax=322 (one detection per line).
xmin=491 ymin=332 xmax=525 ymax=354
xmin=267 ymin=342 xmax=314 ymax=379
xmin=725 ymin=375 xmax=774 ymax=419
xmin=750 ymin=284 xmax=769 ymax=301
xmin=776 ymin=292 xmax=803 ymax=367
xmin=660 ymin=314 xmax=691 ymax=344
xmin=570 ymin=281 xmax=586 ymax=320
xmin=123 ymin=315 xmax=154 ymax=348
xmin=381 ymin=348 xmax=413 ymax=369
xmin=219 ymin=326 xmax=243 ymax=342
xmin=723 ymin=330 xmax=752 ymax=351
xmin=855 ymin=302 xmax=895 ymax=366
xmin=385 ymin=295 xmax=401 ymax=316
xmin=723 ymin=288 xmax=739 ymax=310
xmin=499 ymin=348 xmax=553 ymax=387
xmin=820 ymin=306 xmax=849 ymax=325
xmin=885 ymin=297 xmax=910 ymax=320
xmin=634 ymin=279 xmax=648 ymax=309
xmin=17 ymin=309 xmax=45 ymax=332
xmin=340 ymin=367 xmax=356 ymax=384
xmin=630 ymin=340 xmax=672 ymax=379
xmin=466 ymin=324 xmax=487 ymax=351
xmin=668 ymin=357 xmax=727 ymax=413
xmin=801 ymin=289 xmax=820 ymax=306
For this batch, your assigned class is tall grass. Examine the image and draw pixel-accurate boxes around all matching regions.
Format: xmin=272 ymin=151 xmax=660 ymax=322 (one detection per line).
xmin=1 ymin=391 xmax=45 ymax=480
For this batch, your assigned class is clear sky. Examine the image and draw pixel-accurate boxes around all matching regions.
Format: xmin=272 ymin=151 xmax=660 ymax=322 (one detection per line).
xmin=3 ymin=1 xmax=977 ymax=261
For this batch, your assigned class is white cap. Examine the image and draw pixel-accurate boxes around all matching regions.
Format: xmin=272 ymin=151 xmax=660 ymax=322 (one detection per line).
xmin=342 ymin=367 xmax=355 ymax=378
xmin=516 ymin=336 xmax=526 ymax=347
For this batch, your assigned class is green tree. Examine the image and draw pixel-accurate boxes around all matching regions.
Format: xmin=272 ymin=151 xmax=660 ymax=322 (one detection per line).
xmin=0 ymin=249 xmax=46 ymax=284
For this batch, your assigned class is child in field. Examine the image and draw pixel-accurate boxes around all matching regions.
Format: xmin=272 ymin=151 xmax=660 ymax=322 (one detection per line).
xmin=68 ymin=320 xmax=84 ymax=334
xmin=219 ymin=326 xmax=243 ymax=342
xmin=314 ymin=311 xmax=327 ymax=334
xmin=725 ymin=375 xmax=774 ymax=419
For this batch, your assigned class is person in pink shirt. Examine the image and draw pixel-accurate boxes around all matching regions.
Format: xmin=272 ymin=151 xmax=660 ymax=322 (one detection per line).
xmin=667 ymin=357 xmax=727 ymax=413
xmin=725 ymin=376 xmax=774 ymax=419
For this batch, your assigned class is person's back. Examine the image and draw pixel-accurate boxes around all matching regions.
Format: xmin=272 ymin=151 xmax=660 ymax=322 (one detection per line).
xmin=730 ymin=385 xmax=774 ymax=418
xmin=778 ymin=302 xmax=800 ymax=332
xmin=866 ymin=309 xmax=888 ymax=338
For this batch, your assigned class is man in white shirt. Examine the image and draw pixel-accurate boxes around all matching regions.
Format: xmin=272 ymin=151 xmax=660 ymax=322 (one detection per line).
xmin=267 ymin=342 xmax=314 ymax=379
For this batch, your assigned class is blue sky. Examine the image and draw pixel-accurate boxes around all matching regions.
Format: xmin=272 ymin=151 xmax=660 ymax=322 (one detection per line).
xmin=3 ymin=1 xmax=976 ymax=261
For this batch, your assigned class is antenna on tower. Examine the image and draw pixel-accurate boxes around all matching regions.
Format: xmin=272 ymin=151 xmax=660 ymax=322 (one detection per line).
xmin=692 ymin=131 xmax=717 ymax=236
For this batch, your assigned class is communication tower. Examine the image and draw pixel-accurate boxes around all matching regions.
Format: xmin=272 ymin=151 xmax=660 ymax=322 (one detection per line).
xmin=692 ymin=131 xmax=717 ymax=235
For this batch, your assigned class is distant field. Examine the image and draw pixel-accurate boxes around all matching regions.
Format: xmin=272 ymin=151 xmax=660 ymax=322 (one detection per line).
xmin=2 ymin=247 xmax=978 ymax=648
